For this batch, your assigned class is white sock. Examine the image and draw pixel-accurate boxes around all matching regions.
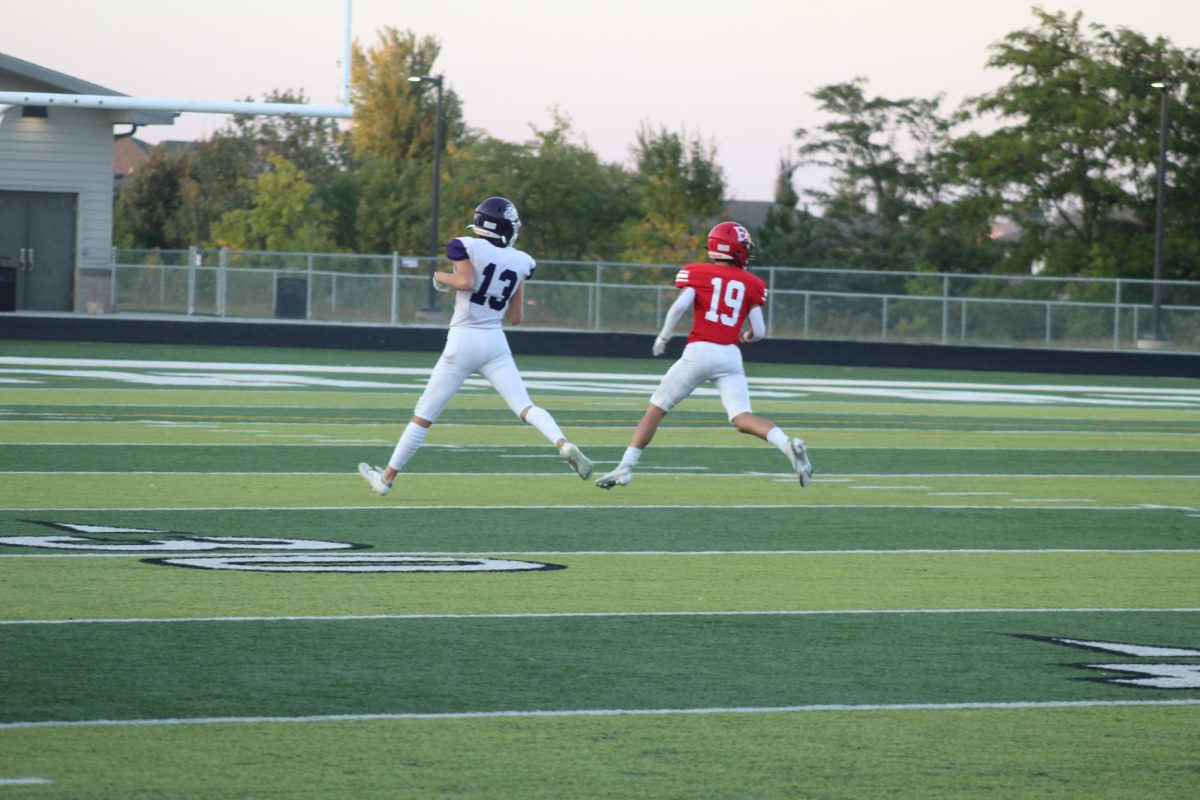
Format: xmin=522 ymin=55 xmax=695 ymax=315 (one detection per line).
xmin=620 ymin=446 xmax=643 ymax=468
xmin=388 ymin=422 xmax=429 ymax=473
xmin=523 ymin=406 xmax=566 ymax=446
xmin=766 ymin=426 xmax=791 ymax=454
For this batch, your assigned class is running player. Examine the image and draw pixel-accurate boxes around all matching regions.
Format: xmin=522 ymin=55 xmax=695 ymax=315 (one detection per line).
xmin=595 ymin=222 xmax=812 ymax=489
xmin=358 ymin=196 xmax=592 ymax=496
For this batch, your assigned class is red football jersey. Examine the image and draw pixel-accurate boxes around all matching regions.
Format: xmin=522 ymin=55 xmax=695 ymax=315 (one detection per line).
xmin=674 ymin=262 xmax=768 ymax=345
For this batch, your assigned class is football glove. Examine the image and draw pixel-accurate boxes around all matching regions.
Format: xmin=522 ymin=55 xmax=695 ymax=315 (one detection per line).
xmin=652 ymin=335 xmax=669 ymax=357
xmin=431 ymin=272 xmax=451 ymax=293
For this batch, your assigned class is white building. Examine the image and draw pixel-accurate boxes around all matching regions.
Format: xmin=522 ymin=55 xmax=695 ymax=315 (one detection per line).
xmin=0 ymin=53 xmax=173 ymax=312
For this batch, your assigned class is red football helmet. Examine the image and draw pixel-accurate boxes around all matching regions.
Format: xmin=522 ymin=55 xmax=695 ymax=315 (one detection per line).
xmin=707 ymin=221 xmax=755 ymax=267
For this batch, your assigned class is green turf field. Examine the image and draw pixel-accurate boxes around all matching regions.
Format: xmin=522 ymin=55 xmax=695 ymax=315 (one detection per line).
xmin=1 ymin=340 xmax=1198 ymax=799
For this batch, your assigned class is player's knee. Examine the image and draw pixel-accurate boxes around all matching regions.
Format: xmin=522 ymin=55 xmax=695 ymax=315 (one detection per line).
xmin=519 ymin=405 xmax=533 ymax=421
xmin=412 ymin=416 xmax=433 ymax=428
xmin=731 ymin=413 xmax=753 ymax=434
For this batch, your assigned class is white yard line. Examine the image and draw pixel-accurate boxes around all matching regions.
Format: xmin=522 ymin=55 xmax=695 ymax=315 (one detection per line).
xmin=5 ymin=548 xmax=1199 ymax=560
xmin=2 ymin=504 xmax=1193 ymax=512
xmin=2 ymin=699 xmax=1198 ymax=730
xmin=6 ymin=441 xmax=1200 ymax=450
xmin=2 ymin=471 xmax=1197 ymax=479
xmin=4 ymin=606 xmax=1198 ymax=625
xmin=4 ymin=355 xmax=1200 ymax=396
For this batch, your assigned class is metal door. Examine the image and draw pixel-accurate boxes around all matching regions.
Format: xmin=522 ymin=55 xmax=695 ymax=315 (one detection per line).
xmin=0 ymin=194 xmax=23 ymax=310
xmin=0 ymin=191 xmax=77 ymax=311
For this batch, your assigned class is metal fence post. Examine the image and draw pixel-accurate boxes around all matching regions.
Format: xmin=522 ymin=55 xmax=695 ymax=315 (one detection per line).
xmin=306 ymin=253 xmax=314 ymax=321
xmin=218 ymin=247 xmax=228 ymax=317
xmin=594 ymin=262 xmax=603 ymax=331
xmin=1112 ymin=280 xmax=1122 ymax=350
xmin=1045 ymin=302 xmax=1052 ymax=344
xmin=767 ymin=267 xmax=776 ymax=338
xmin=110 ymin=246 xmax=119 ymax=312
xmin=960 ymin=299 xmax=967 ymax=341
xmin=941 ymin=274 xmax=949 ymax=344
xmin=881 ymin=296 xmax=889 ymax=340
xmin=803 ymin=292 xmax=810 ymax=337
xmin=391 ymin=252 xmax=399 ymax=325
xmin=186 ymin=246 xmax=197 ymax=316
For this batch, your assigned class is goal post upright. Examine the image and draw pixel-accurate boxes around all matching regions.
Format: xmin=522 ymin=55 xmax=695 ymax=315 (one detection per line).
xmin=0 ymin=0 xmax=355 ymax=120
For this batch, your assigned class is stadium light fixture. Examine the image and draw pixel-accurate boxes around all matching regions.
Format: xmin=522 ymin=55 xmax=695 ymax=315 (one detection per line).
xmin=409 ymin=74 xmax=445 ymax=311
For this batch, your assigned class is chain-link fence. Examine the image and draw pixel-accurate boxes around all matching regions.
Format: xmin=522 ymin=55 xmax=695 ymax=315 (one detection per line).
xmin=110 ymin=247 xmax=1200 ymax=352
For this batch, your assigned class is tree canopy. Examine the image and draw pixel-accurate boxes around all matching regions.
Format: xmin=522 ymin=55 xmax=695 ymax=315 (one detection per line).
xmin=115 ymin=12 xmax=1200 ymax=282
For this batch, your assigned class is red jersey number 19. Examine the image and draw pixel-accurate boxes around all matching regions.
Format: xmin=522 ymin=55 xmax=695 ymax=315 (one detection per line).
xmin=703 ymin=277 xmax=745 ymax=327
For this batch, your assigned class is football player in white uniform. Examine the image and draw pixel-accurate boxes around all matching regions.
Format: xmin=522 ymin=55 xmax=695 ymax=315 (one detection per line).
xmin=358 ymin=196 xmax=592 ymax=496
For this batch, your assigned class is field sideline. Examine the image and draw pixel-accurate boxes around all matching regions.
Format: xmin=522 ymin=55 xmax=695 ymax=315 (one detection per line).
xmin=1 ymin=339 xmax=1198 ymax=799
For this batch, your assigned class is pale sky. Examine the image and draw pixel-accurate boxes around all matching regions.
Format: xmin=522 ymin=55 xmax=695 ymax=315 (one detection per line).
xmin=4 ymin=0 xmax=1197 ymax=200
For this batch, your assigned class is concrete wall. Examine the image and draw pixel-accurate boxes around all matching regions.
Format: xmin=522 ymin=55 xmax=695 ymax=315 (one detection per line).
xmin=2 ymin=313 xmax=1197 ymax=378
xmin=0 ymin=98 xmax=117 ymax=312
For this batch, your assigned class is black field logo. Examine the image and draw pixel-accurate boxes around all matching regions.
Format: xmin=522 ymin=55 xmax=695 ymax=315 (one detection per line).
xmin=3 ymin=521 xmax=566 ymax=574
xmin=1023 ymin=635 xmax=1200 ymax=689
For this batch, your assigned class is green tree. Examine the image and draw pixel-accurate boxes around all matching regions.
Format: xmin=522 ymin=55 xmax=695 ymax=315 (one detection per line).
xmin=209 ymin=154 xmax=336 ymax=252
xmin=350 ymin=27 xmax=465 ymax=163
xmin=619 ymin=124 xmax=726 ymax=264
xmin=114 ymin=133 xmax=261 ymax=250
xmin=957 ymin=8 xmax=1200 ymax=279
xmin=755 ymin=158 xmax=841 ymax=267
xmin=793 ymin=79 xmax=953 ymax=269
xmin=431 ymin=113 xmax=637 ymax=263
xmin=352 ymin=154 xmax=430 ymax=255
xmin=113 ymin=146 xmax=193 ymax=250
xmin=499 ymin=112 xmax=636 ymax=260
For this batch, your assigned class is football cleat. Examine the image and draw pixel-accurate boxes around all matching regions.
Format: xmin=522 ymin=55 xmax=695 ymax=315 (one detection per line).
xmin=788 ymin=438 xmax=813 ymax=488
xmin=357 ymin=462 xmax=392 ymax=496
xmin=595 ymin=464 xmax=632 ymax=490
xmin=559 ymin=442 xmax=593 ymax=480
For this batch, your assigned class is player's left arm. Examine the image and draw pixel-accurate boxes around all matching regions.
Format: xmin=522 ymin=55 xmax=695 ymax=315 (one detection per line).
xmin=653 ymin=286 xmax=696 ymax=356
xmin=435 ymin=259 xmax=477 ymax=292
xmin=504 ymin=284 xmax=524 ymax=325
xmin=739 ymin=305 xmax=766 ymax=343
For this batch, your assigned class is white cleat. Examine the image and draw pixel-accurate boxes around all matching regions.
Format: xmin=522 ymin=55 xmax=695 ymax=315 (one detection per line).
xmin=788 ymin=438 xmax=813 ymax=488
xmin=357 ymin=462 xmax=392 ymax=496
xmin=560 ymin=442 xmax=593 ymax=480
xmin=595 ymin=464 xmax=632 ymax=490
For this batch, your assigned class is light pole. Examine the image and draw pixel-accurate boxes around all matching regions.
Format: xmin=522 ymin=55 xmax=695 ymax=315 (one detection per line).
xmin=1149 ymin=78 xmax=1170 ymax=341
xmin=409 ymin=74 xmax=444 ymax=311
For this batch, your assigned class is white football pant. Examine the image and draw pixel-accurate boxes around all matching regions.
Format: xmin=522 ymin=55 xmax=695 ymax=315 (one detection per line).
xmin=413 ymin=327 xmax=534 ymax=422
xmin=649 ymin=341 xmax=753 ymax=420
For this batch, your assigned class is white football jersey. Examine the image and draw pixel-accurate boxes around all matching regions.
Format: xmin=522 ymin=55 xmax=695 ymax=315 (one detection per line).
xmin=445 ymin=236 xmax=536 ymax=329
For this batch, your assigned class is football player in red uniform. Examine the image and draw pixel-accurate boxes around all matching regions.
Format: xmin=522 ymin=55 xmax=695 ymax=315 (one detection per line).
xmin=595 ymin=222 xmax=812 ymax=489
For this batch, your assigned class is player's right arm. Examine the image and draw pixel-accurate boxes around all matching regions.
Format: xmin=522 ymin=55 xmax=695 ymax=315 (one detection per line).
xmin=435 ymin=259 xmax=476 ymax=292
xmin=739 ymin=305 xmax=766 ymax=343
xmin=653 ymin=287 xmax=696 ymax=356
xmin=504 ymin=284 xmax=524 ymax=325
xmin=434 ymin=238 xmax=478 ymax=292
